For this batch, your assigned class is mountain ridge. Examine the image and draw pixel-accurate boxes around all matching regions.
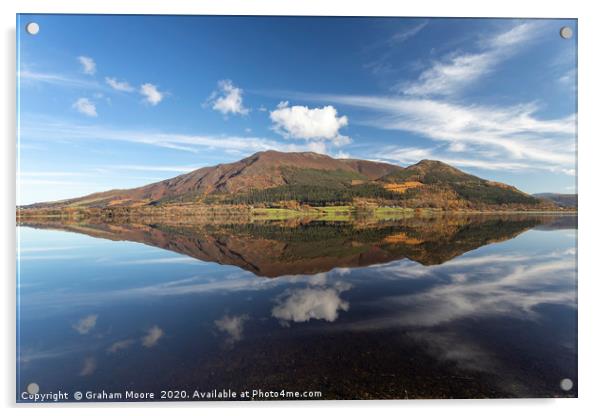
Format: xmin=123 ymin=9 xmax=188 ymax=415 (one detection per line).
xmin=22 ymin=151 xmax=561 ymax=211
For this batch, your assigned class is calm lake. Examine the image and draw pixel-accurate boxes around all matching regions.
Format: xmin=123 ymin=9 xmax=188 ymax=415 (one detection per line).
xmin=16 ymin=214 xmax=577 ymax=400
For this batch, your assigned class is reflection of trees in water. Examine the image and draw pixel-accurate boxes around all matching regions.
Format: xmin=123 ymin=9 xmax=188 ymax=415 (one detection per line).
xmin=19 ymin=214 xmax=574 ymax=277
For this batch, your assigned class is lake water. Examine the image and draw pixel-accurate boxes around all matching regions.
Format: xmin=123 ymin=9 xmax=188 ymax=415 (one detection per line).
xmin=16 ymin=214 xmax=577 ymax=401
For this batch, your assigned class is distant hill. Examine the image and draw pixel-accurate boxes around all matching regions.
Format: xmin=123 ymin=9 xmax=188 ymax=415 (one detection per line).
xmin=533 ymin=193 xmax=577 ymax=208
xmin=22 ymin=151 xmax=559 ymax=211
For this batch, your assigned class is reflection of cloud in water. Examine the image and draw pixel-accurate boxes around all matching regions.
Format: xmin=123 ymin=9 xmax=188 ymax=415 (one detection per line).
xmin=348 ymin=252 xmax=576 ymax=331
xmin=141 ymin=326 xmax=164 ymax=348
xmin=272 ymin=281 xmax=351 ymax=324
xmin=72 ymin=314 xmax=98 ymax=334
xmin=409 ymin=330 xmax=498 ymax=372
xmin=215 ymin=314 xmax=248 ymax=342
xmin=114 ymin=257 xmax=207 ymax=265
xmin=107 ymin=339 xmax=135 ymax=353
xmin=22 ymin=270 xmax=347 ymax=309
xmin=307 ymin=272 xmax=328 ymax=286
xmin=80 ymin=357 xmax=96 ymax=376
xmin=20 ymin=345 xmax=85 ymax=363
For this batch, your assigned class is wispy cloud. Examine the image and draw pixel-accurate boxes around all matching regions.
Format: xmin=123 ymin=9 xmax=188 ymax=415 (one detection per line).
xmin=105 ymin=77 xmax=134 ymax=92
xmin=399 ymin=22 xmax=541 ymax=96
xmin=115 ymin=256 xmax=205 ymax=265
xmin=363 ymin=21 xmax=429 ymax=75
xmin=285 ymin=91 xmax=575 ymax=174
xmin=388 ymin=21 xmax=429 ymax=45
xmin=21 ymin=117 xmax=349 ymax=156
xmin=107 ymin=164 xmax=198 ymax=173
xmin=19 ymin=70 xmax=102 ymax=90
xmin=77 ymin=56 xmax=96 ymax=75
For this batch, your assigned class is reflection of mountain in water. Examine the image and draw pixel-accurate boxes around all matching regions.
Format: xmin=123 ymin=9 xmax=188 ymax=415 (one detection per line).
xmin=19 ymin=215 xmax=574 ymax=277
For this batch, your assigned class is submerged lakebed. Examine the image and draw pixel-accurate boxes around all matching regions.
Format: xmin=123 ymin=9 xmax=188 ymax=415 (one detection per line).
xmin=17 ymin=214 xmax=577 ymax=400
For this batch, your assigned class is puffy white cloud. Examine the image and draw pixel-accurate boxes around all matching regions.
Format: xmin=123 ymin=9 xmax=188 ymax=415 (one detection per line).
xmin=73 ymin=314 xmax=97 ymax=334
xmin=140 ymin=83 xmax=164 ymax=106
xmin=77 ymin=56 xmax=96 ymax=75
xmin=272 ymin=282 xmax=351 ymax=324
xmin=141 ymin=325 xmax=164 ymax=347
xmin=214 ymin=314 xmax=248 ymax=342
xmin=270 ymin=101 xmax=350 ymax=147
xmin=209 ymin=80 xmax=249 ymax=116
xmin=105 ymin=77 xmax=134 ymax=92
xmin=72 ymin=98 xmax=97 ymax=117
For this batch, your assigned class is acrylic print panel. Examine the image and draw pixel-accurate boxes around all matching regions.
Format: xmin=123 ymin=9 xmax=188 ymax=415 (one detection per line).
xmin=16 ymin=14 xmax=577 ymax=402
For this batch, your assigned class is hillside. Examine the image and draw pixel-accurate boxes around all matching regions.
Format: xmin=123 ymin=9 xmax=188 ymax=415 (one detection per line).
xmin=22 ymin=151 xmax=560 ymax=212
xmin=533 ymin=193 xmax=577 ymax=208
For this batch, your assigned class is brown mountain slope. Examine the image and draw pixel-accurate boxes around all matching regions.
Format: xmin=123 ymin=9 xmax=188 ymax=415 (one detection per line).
xmin=22 ymin=150 xmax=559 ymax=211
xmin=25 ymin=151 xmax=403 ymax=209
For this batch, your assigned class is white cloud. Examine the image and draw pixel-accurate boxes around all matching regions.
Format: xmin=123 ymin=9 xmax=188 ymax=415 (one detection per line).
xmin=140 ymin=83 xmax=164 ymax=106
xmin=214 ymin=314 xmax=248 ymax=342
xmin=272 ymin=282 xmax=351 ymax=324
xmin=290 ymin=91 xmax=575 ymax=174
xmin=402 ymin=52 xmax=496 ymax=96
xmin=77 ymin=56 xmax=96 ymax=75
xmin=363 ymin=21 xmax=428 ymax=75
xmin=105 ymin=77 xmax=134 ymax=92
xmin=400 ymin=22 xmax=539 ymax=96
xmin=486 ymin=21 xmax=537 ymax=49
xmin=21 ymin=117 xmax=346 ymax=156
xmin=558 ymin=69 xmax=577 ymax=91
xmin=109 ymin=164 xmax=198 ymax=173
xmin=19 ymin=70 xmax=102 ymax=89
xmin=388 ymin=21 xmax=429 ymax=45
xmin=270 ymin=101 xmax=350 ymax=147
xmin=72 ymin=98 xmax=97 ymax=117
xmin=141 ymin=325 xmax=164 ymax=347
xmin=209 ymin=80 xmax=249 ymax=116
xmin=73 ymin=314 xmax=97 ymax=334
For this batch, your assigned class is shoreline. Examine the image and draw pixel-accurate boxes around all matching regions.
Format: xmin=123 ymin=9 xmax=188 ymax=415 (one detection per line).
xmin=16 ymin=205 xmax=577 ymax=224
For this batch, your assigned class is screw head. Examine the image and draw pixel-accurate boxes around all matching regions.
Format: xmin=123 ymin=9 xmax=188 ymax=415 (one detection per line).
xmin=560 ymin=26 xmax=573 ymax=39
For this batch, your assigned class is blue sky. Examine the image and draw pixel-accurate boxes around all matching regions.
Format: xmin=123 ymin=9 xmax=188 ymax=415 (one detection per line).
xmin=17 ymin=15 xmax=577 ymax=204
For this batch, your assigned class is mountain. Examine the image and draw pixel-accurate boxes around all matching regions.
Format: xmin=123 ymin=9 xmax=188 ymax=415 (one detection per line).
xmin=533 ymin=193 xmax=577 ymax=208
xmin=22 ymin=150 xmax=559 ymax=211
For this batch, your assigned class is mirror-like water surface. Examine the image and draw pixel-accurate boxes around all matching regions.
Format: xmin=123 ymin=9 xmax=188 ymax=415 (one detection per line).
xmin=17 ymin=215 xmax=577 ymax=400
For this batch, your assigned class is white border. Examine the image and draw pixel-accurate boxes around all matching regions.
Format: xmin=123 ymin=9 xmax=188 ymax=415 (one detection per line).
xmin=2 ymin=1 xmax=600 ymax=415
